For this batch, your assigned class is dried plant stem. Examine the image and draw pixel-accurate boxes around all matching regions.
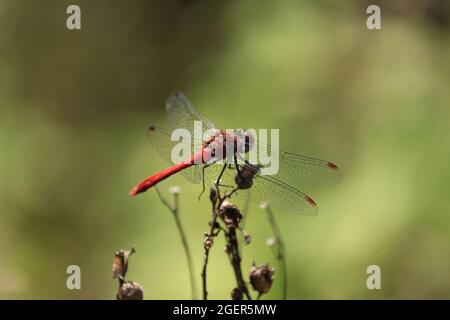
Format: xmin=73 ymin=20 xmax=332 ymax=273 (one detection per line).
xmin=264 ymin=203 xmax=287 ymax=300
xmin=202 ymin=184 xmax=251 ymax=300
xmin=238 ymin=195 xmax=251 ymax=252
xmin=223 ymin=223 xmax=251 ymax=300
xmin=201 ymin=203 xmax=219 ymax=300
xmin=201 ymin=249 xmax=210 ymax=300
xmin=201 ymin=187 xmax=228 ymax=300
xmin=155 ymin=186 xmax=198 ymax=300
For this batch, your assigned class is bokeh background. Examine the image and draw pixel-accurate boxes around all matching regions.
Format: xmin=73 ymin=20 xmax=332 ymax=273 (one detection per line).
xmin=1 ymin=0 xmax=450 ymax=299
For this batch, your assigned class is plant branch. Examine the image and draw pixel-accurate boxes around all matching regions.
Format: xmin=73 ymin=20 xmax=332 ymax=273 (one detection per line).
xmin=263 ymin=202 xmax=287 ymax=300
xmin=201 ymin=203 xmax=220 ymax=300
xmin=155 ymin=186 xmax=198 ymax=300
xmin=223 ymin=220 xmax=251 ymax=300
xmin=201 ymin=185 xmax=251 ymax=300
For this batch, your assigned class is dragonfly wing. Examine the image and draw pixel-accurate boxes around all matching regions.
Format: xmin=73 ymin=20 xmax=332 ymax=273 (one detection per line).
xmin=165 ymin=91 xmax=216 ymax=131
xmin=147 ymin=125 xmax=202 ymax=184
xmin=251 ymin=143 xmax=342 ymax=193
xmin=246 ymin=174 xmax=318 ymax=216
xmin=235 ymin=176 xmax=318 ymax=216
xmin=179 ymin=166 xmax=202 ymax=184
xmin=201 ymin=163 xmax=318 ymax=216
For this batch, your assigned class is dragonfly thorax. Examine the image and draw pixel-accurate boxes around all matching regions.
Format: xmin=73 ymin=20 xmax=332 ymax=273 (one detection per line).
xmin=221 ymin=129 xmax=255 ymax=153
xmin=200 ymin=129 xmax=254 ymax=164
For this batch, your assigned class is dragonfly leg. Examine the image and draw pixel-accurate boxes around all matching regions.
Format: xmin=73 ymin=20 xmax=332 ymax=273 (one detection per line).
xmin=198 ymin=160 xmax=227 ymax=200
xmin=201 ymin=163 xmax=211 ymax=193
xmin=234 ymin=153 xmax=241 ymax=175
xmin=216 ymin=163 xmax=227 ymax=185
xmin=197 ymin=163 xmax=229 ymax=201
xmin=198 ymin=162 xmax=213 ymax=201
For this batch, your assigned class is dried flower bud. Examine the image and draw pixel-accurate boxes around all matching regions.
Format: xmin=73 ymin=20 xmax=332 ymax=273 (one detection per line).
xmin=231 ymin=287 xmax=243 ymax=300
xmin=235 ymin=164 xmax=260 ymax=189
xmin=117 ymin=281 xmax=144 ymax=300
xmin=112 ymin=248 xmax=136 ymax=279
xmin=244 ymin=233 xmax=252 ymax=245
xmin=204 ymin=236 xmax=214 ymax=250
xmin=266 ymin=237 xmax=277 ymax=247
xmin=249 ymin=263 xmax=275 ymax=294
xmin=219 ymin=201 xmax=242 ymax=227
xmin=235 ymin=174 xmax=253 ymax=190
xmin=169 ymin=186 xmax=181 ymax=194
xmin=209 ymin=187 xmax=218 ymax=203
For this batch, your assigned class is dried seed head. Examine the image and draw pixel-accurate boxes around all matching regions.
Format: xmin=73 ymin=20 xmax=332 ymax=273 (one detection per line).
xmin=266 ymin=237 xmax=277 ymax=247
xmin=112 ymin=256 xmax=124 ymax=280
xmin=235 ymin=164 xmax=260 ymax=190
xmin=112 ymin=248 xmax=136 ymax=279
xmin=244 ymin=233 xmax=252 ymax=245
xmin=117 ymin=281 xmax=144 ymax=300
xmin=219 ymin=201 xmax=242 ymax=227
xmin=231 ymin=287 xmax=243 ymax=300
xmin=235 ymin=174 xmax=253 ymax=190
xmin=169 ymin=186 xmax=181 ymax=194
xmin=204 ymin=236 xmax=214 ymax=250
xmin=249 ymin=263 xmax=275 ymax=294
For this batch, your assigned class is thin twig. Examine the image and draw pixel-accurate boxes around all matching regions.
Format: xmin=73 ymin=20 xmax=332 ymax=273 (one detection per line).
xmin=201 ymin=184 xmax=223 ymax=300
xmin=155 ymin=186 xmax=198 ymax=300
xmin=263 ymin=202 xmax=287 ymax=300
xmin=223 ymin=221 xmax=251 ymax=300
xmin=201 ymin=185 xmax=251 ymax=300
xmin=240 ymin=193 xmax=251 ymax=230
xmin=220 ymin=187 xmax=251 ymax=299
xmin=201 ymin=204 xmax=219 ymax=300
xmin=238 ymin=194 xmax=251 ymax=253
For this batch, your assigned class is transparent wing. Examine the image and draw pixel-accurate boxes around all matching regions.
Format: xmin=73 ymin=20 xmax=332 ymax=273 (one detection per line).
xmin=243 ymin=174 xmax=318 ymax=216
xmin=179 ymin=166 xmax=203 ymax=184
xmin=165 ymin=91 xmax=216 ymax=132
xmin=149 ymin=91 xmax=218 ymax=184
xmin=246 ymin=142 xmax=342 ymax=193
xmin=146 ymin=91 xmax=340 ymax=210
xmin=200 ymin=163 xmax=318 ymax=216
xmin=147 ymin=125 xmax=203 ymax=183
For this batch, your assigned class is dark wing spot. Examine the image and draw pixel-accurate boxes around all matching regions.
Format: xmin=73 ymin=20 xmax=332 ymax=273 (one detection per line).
xmin=148 ymin=125 xmax=156 ymax=131
xmin=327 ymin=162 xmax=338 ymax=170
xmin=304 ymin=195 xmax=317 ymax=206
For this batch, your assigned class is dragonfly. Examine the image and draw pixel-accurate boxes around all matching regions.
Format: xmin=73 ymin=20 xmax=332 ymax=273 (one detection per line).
xmin=129 ymin=91 xmax=341 ymax=215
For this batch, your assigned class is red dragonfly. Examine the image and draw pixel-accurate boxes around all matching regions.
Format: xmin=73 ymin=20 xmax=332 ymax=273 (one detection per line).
xmin=130 ymin=91 xmax=341 ymax=215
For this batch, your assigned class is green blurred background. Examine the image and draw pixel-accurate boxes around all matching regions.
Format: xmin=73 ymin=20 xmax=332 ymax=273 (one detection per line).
xmin=1 ymin=0 xmax=450 ymax=299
